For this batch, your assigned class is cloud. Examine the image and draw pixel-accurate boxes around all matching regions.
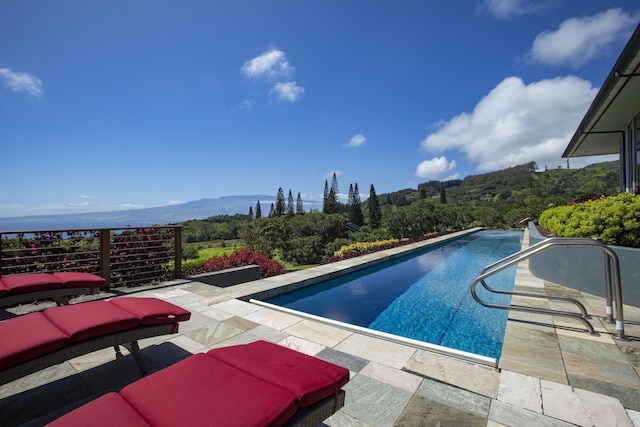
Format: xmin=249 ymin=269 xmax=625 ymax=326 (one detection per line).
xmin=415 ymin=156 xmax=457 ymax=179
xmin=79 ymin=194 xmax=94 ymax=199
xmin=240 ymin=99 xmax=255 ymax=110
xmin=270 ymin=81 xmax=304 ymax=102
xmin=0 ymin=68 xmax=43 ymax=97
xmin=420 ymin=75 xmax=598 ymax=172
xmin=528 ymin=8 xmax=639 ymax=67
xmin=480 ymin=0 xmax=559 ymax=20
xmin=345 ymin=134 xmax=366 ymax=148
xmin=241 ymin=48 xmax=294 ymax=80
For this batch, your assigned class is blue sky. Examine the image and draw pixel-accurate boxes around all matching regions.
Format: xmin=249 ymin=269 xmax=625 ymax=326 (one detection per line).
xmin=1 ymin=1 xmax=638 ymax=217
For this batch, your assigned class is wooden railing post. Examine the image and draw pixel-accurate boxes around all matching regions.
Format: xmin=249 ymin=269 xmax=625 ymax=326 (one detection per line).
xmin=100 ymin=228 xmax=112 ymax=288
xmin=0 ymin=233 xmax=3 ymax=277
xmin=174 ymin=226 xmax=182 ymax=279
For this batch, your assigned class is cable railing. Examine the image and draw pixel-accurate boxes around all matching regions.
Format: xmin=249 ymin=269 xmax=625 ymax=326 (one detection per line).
xmin=0 ymin=226 xmax=183 ymax=289
xmin=471 ymin=237 xmax=626 ymax=340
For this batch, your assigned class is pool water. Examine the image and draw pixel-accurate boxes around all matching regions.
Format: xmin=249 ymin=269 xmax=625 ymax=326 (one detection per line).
xmin=266 ymin=230 xmax=523 ymax=359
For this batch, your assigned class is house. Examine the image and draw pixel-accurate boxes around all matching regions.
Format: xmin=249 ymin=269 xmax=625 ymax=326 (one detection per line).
xmin=563 ymin=23 xmax=640 ymax=194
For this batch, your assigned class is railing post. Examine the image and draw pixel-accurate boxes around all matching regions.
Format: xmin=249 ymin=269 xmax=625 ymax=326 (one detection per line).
xmin=0 ymin=232 xmax=3 ymax=277
xmin=100 ymin=229 xmax=112 ymax=288
xmin=604 ymin=252 xmax=614 ymax=323
xmin=174 ymin=226 xmax=182 ymax=279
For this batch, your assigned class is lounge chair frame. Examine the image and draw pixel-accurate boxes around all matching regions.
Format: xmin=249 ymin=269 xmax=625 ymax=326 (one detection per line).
xmin=0 ymin=287 xmax=98 ymax=308
xmin=0 ymin=323 xmax=178 ymax=386
xmin=283 ymin=390 xmax=346 ymax=427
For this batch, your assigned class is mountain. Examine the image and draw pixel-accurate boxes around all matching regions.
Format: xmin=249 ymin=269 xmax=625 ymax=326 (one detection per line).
xmin=0 ymin=195 xmax=323 ymax=232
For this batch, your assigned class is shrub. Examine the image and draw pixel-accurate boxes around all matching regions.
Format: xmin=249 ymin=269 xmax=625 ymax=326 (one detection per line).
xmin=184 ymin=247 xmax=285 ymax=278
xmin=323 ymin=231 xmax=456 ymax=263
xmin=539 ymin=193 xmax=640 ymax=247
xmin=332 ymin=239 xmax=403 ymax=258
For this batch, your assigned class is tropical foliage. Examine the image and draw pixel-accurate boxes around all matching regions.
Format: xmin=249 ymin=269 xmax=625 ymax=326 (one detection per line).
xmin=538 ymin=193 xmax=640 ymax=247
xmin=183 ymin=247 xmax=285 ymax=278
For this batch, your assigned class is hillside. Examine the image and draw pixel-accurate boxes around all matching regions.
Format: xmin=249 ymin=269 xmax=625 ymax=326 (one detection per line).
xmin=382 ymin=161 xmax=619 ymax=207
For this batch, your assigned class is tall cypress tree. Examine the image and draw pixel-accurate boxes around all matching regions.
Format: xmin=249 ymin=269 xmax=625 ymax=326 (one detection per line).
xmin=440 ymin=185 xmax=447 ymax=204
xmin=287 ymin=189 xmax=295 ymax=216
xmin=275 ymin=187 xmax=285 ymax=216
xmin=352 ymin=183 xmax=364 ymax=225
xmin=322 ymin=180 xmax=330 ymax=213
xmin=248 ymin=206 xmax=254 ymax=220
xmin=269 ymin=202 xmax=276 ymax=218
xmin=255 ymin=201 xmax=262 ymax=219
xmin=368 ymin=184 xmax=382 ymax=229
xmin=296 ymin=192 xmax=305 ymax=215
xmin=326 ymin=173 xmax=339 ymax=214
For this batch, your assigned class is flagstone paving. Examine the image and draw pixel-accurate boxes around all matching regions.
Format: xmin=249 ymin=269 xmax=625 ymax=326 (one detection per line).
xmin=1 ymin=228 xmax=639 ymax=426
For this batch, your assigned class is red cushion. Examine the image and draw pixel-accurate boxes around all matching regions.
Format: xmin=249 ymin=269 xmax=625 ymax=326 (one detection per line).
xmin=120 ymin=353 xmax=298 ymax=427
xmin=52 ymin=272 xmax=106 ymax=289
xmin=46 ymin=392 xmax=150 ymax=427
xmin=42 ymin=301 xmax=139 ymax=342
xmin=208 ymin=340 xmax=350 ymax=407
xmin=0 ymin=273 xmax=62 ymax=294
xmin=109 ymin=297 xmax=191 ymax=325
xmin=0 ymin=312 xmax=70 ymax=370
xmin=0 ymin=279 xmax=8 ymax=296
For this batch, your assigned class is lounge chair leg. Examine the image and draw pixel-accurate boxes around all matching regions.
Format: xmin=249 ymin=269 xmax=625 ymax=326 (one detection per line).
xmin=122 ymin=341 xmax=147 ymax=375
xmin=54 ymin=296 xmax=70 ymax=306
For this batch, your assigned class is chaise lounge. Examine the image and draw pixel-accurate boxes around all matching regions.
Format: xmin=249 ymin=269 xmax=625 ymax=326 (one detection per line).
xmin=46 ymin=340 xmax=350 ymax=427
xmin=0 ymin=272 xmax=106 ymax=308
xmin=0 ymin=297 xmax=191 ymax=386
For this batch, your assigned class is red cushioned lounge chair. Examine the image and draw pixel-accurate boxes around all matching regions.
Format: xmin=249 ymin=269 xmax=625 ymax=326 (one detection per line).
xmin=0 ymin=272 xmax=106 ymax=308
xmin=0 ymin=297 xmax=191 ymax=386
xmin=46 ymin=340 xmax=350 ymax=427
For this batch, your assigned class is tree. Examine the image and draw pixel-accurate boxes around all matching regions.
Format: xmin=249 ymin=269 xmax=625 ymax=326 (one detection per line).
xmin=324 ymin=173 xmax=339 ymax=214
xmin=255 ymin=201 xmax=262 ymax=219
xmin=322 ymin=180 xmax=330 ymax=213
xmin=275 ymin=187 xmax=285 ymax=216
xmin=440 ymin=185 xmax=447 ymax=204
xmin=287 ymin=189 xmax=295 ymax=216
xmin=351 ymin=183 xmax=364 ymax=225
xmin=248 ymin=206 xmax=254 ymax=220
xmin=296 ymin=192 xmax=305 ymax=215
xmin=269 ymin=202 xmax=276 ymax=218
xmin=347 ymin=183 xmax=363 ymax=225
xmin=368 ymin=184 xmax=382 ymax=228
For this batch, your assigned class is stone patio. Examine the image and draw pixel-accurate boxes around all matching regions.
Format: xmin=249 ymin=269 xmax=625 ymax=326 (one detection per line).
xmin=1 ymin=229 xmax=639 ymax=426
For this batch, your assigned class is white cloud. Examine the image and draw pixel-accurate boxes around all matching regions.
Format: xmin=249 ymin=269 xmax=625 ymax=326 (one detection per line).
xmin=346 ymin=134 xmax=366 ymax=147
xmin=79 ymin=194 xmax=94 ymax=199
xmin=420 ymin=75 xmax=598 ymax=172
xmin=415 ymin=156 xmax=457 ymax=179
xmin=0 ymin=68 xmax=43 ymax=97
xmin=529 ymin=8 xmax=638 ymax=67
xmin=481 ymin=0 xmax=559 ymax=20
xmin=240 ymin=99 xmax=255 ymax=110
xmin=241 ymin=48 xmax=293 ymax=80
xmin=270 ymin=81 xmax=304 ymax=102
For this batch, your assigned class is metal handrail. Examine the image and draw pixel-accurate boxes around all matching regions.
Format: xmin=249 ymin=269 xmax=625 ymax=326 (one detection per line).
xmin=470 ymin=237 xmax=625 ymax=339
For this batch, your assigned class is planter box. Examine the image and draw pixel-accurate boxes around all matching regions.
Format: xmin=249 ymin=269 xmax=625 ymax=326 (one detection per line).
xmin=187 ymin=265 xmax=260 ymax=288
xmin=528 ymin=222 xmax=640 ymax=307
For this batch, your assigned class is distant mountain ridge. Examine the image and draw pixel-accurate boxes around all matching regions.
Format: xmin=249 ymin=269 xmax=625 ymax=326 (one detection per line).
xmin=0 ymin=195 xmax=323 ymax=232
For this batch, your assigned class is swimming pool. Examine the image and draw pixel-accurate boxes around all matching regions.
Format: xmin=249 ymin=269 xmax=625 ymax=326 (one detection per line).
xmin=262 ymin=230 xmax=523 ymax=361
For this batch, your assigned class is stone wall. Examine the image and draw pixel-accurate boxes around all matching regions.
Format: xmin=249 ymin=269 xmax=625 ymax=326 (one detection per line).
xmin=187 ymin=265 xmax=260 ymax=288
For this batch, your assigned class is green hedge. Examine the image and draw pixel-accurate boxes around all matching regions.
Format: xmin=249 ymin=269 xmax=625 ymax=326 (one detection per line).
xmin=538 ymin=193 xmax=640 ymax=247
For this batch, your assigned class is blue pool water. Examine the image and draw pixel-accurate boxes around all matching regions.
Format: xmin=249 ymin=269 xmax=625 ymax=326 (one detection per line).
xmin=266 ymin=230 xmax=523 ymax=359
